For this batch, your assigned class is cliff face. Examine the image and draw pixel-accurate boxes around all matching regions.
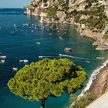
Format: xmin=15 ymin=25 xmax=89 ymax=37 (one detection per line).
xmin=25 ymin=0 xmax=108 ymax=50
xmin=25 ymin=0 xmax=87 ymax=22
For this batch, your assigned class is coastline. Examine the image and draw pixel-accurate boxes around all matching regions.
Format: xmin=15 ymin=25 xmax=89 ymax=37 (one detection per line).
xmin=25 ymin=12 xmax=108 ymax=50
xmin=70 ymin=59 xmax=108 ymax=107
xmin=87 ymin=60 xmax=108 ymax=97
xmin=81 ymin=59 xmax=108 ymax=97
xmin=74 ymin=23 xmax=108 ymax=51
xmin=24 ymin=0 xmax=108 ymax=51
xmin=25 ymin=10 xmax=108 ymax=103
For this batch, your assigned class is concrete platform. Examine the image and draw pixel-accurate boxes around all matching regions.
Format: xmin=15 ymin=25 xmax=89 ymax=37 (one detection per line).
xmin=87 ymin=92 xmax=108 ymax=108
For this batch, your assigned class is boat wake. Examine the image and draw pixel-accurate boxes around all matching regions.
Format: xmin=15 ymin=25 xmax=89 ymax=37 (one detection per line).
xmin=59 ymin=54 xmax=90 ymax=60
xmin=38 ymin=55 xmax=58 ymax=59
xmin=38 ymin=54 xmax=92 ymax=64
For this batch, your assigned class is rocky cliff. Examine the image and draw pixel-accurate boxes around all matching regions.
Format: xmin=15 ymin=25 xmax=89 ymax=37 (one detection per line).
xmin=25 ymin=0 xmax=87 ymax=22
xmin=25 ymin=0 xmax=108 ymax=50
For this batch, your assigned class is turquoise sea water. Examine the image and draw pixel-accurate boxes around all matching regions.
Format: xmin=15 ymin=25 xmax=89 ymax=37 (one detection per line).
xmin=0 ymin=9 xmax=108 ymax=108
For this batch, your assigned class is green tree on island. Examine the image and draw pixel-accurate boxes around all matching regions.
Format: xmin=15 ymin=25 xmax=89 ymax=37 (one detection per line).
xmin=7 ymin=58 xmax=86 ymax=108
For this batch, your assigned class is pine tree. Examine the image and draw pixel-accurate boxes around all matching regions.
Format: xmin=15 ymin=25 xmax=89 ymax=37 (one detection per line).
xmin=7 ymin=58 xmax=86 ymax=108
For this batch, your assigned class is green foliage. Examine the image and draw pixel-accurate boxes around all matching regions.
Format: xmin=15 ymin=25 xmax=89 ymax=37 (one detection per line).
xmin=59 ymin=0 xmax=69 ymax=11
xmin=8 ymin=58 xmax=86 ymax=101
xmin=74 ymin=14 xmax=81 ymax=23
xmin=70 ymin=93 xmax=97 ymax=108
xmin=47 ymin=6 xmax=57 ymax=18
xmin=71 ymin=5 xmax=108 ymax=32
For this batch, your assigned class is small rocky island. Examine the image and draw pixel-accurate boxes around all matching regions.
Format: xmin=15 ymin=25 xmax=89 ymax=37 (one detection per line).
xmin=25 ymin=0 xmax=108 ymax=50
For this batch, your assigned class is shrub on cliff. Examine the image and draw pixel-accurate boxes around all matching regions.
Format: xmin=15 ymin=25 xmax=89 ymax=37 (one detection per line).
xmin=7 ymin=58 xmax=86 ymax=108
xmin=47 ymin=6 xmax=57 ymax=18
xmin=70 ymin=93 xmax=97 ymax=108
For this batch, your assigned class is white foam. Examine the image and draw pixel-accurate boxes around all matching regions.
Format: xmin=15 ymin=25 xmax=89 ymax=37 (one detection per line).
xmin=38 ymin=56 xmax=52 ymax=59
xmin=96 ymin=57 xmax=105 ymax=60
xmin=22 ymin=23 xmax=29 ymax=27
xmin=25 ymin=65 xmax=27 ymax=67
xmin=59 ymin=54 xmax=89 ymax=60
xmin=80 ymin=59 xmax=108 ymax=96
xmin=13 ymin=24 xmax=17 ymax=28
xmin=49 ymin=33 xmax=52 ymax=35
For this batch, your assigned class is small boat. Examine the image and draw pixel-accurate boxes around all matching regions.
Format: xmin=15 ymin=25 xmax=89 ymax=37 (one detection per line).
xmin=13 ymin=24 xmax=17 ymax=28
xmin=96 ymin=57 xmax=104 ymax=60
xmin=38 ymin=56 xmax=43 ymax=59
xmin=13 ymin=67 xmax=18 ymax=71
xmin=59 ymin=36 xmax=64 ymax=40
xmin=64 ymin=48 xmax=72 ymax=52
xmin=0 ymin=60 xmax=5 ymax=64
xmin=86 ymin=61 xmax=90 ymax=63
xmin=36 ymin=42 xmax=40 ymax=44
xmin=0 ymin=56 xmax=6 ymax=59
xmin=19 ymin=59 xmax=29 ymax=63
